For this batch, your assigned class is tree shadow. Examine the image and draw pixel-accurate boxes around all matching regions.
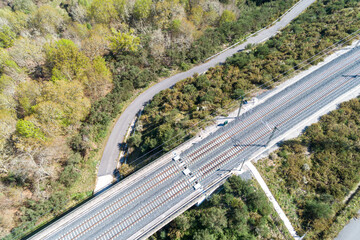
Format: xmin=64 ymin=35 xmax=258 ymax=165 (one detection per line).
xmin=118 ymin=142 xmax=126 ymax=151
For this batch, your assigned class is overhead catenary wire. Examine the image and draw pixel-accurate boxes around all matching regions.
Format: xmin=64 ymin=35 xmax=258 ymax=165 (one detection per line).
xmin=125 ymin=29 xmax=360 ymax=168
xmin=127 ymin=29 xmax=360 ymax=167
xmin=59 ymin=48 xmax=360 ymax=240
xmin=18 ymin=8 xmax=359 ymax=240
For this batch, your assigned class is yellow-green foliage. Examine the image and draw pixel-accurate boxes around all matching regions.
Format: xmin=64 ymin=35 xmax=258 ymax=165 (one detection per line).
xmin=189 ymin=5 xmax=204 ymax=26
xmin=34 ymin=80 xmax=90 ymax=132
xmin=0 ymin=26 xmax=16 ymax=48
xmin=0 ymin=109 xmax=16 ymax=150
xmin=30 ymin=5 xmax=67 ymax=34
xmin=154 ymin=0 xmax=184 ymax=29
xmin=84 ymin=56 xmax=113 ymax=99
xmin=0 ymin=48 xmax=22 ymax=74
xmin=133 ymin=0 xmax=152 ymax=20
xmin=16 ymin=119 xmax=45 ymax=140
xmin=92 ymin=56 xmax=111 ymax=79
xmin=219 ymin=10 xmax=236 ymax=25
xmin=45 ymin=39 xmax=89 ymax=82
xmin=89 ymin=0 xmax=118 ymax=24
xmin=0 ymin=7 xmax=27 ymax=34
xmin=114 ymin=0 xmax=127 ymax=18
xmin=109 ymin=29 xmax=140 ymax=54
xmin=16 ymin=80 xmax=41 ymax=117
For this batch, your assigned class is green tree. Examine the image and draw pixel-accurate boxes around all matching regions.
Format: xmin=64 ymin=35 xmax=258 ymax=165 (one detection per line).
xmin=29 ymin=101 xmax=63 ymax=137
xmin=118 ymin=163 xmax=135 ymax=177
xmin=193 ymin=229 xmax=216 ymax=240
xmin=199 ymin=207 xmax=227 ymax=232
xmin=114 ymin=0 xmax=127 ymax=18
xmin=189 ymin=5 xmax=203 ymax=26
xmin=255 ymin=44 xmax=270 ymax=58
xmin=305 ymin=201 xmax=333 ymax=220
xmin=232 ymin=88 xmax=245 ymax=99
xmin=16 ymin=119 xmax=45 ymax=140
xmin=219 ymin=10 xmax=236 ymax=25
xmin=30 ymin=80 xmax=90 ymax=137
xmin=154 ymin=0 xmax=184 ymax=29
xmin=45 ymin=39 xmax=90 ymax=82
xmin=0 ymin=7 xmax=28 ymax=34
xmin=30 ymin=5 xmax=66 ymax=34
xmin=169 ymin=19 xmax=181 ymax=33
xmin=133 ymin=0 xmax=152 ymax=20
xmin=109 ymin=29 xmax=140 ymax=54
xmin=0 ymin=25 xmax=16 ymax=48
xmin=16 ymin=80 xmax=41 ymax=117
xmin=12 ymin=0 xmax=36 ymax=14
xmin=59 ymin=164 xmax=80 ymax=187
xmin=59 ymin=153 xmax=82 ymax=187
xmin=38 ymin=80 xmax=90 ymax=126
xmin=89 ymin=0 xmax=118 ymax=24
xmin=227 ymin=55 xmax=250 ymax=69
xmin=173 ymin=214 xmax=190 ymax=232
xmin=84 ymin=56 xmax=113 ymax=100
xmin=127 ymin=132 xmax=142 ymax=148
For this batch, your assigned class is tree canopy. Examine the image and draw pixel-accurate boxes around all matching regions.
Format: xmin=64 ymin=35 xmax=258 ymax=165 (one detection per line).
xmin=45 ymin=39 xmax=89 ymax=81
xmin=151 ymin=177 xmax=288 ymax=240
xmin=109 ymin=29 xmax=140 ymax=54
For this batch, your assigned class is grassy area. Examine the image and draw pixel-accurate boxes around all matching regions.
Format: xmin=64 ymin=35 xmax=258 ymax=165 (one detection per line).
xmin=255 ymin=97 xmax=360 ymax=239
xmin=251 ymin=179 xmax=294 ymax=240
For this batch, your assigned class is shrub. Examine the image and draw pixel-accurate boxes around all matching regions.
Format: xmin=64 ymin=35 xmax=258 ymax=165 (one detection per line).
xmin=304 ymin=201 xmax=332 ymax=220
xmin=0 ymin=26 xmax=16 ymax=48
xmin=16 ymin=119 xmax=45 ymax=140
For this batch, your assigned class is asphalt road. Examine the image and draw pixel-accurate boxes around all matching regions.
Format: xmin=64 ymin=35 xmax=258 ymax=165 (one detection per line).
xmin=97 ymin=0 xmax=317 ymax=176
xmin=30 ymin=42 xmax=360 ymax=240
xmin=335 ymin=211 xmax=360 ymax=240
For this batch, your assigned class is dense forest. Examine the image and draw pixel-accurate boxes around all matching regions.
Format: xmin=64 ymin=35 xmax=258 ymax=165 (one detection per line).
xmin=256 ymin=97 xmax=360 ymax=239
xmin=127 ymin=0 xmax=360 ymax=164
xmin=151 ymin=176 xmax=291 ymax=240
xmin=0 ymin=0 xmax=297 ymax=238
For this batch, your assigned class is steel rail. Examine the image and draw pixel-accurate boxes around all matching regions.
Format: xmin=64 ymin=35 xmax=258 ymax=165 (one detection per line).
xmin=67 ymin=53 xmax=360 ymax=240
xmin=185 ymin=55 xmax=360 ymax=164
xmin=196 ymin=72 xmax=359 ymax=180
xmin=95 ymin=179 xmax=190 ymax=240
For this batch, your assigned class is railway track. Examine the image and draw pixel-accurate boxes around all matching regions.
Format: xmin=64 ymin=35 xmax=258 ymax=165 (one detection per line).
xmin=195 ymin=67 xmax=360 ymax=181
xmin=184 ymin=52 xmax=360 ymax=167
xmin=29 ymin=45 xmax=360 ymax=240
xmin=91 ymin=47 xmax=360 ymax=239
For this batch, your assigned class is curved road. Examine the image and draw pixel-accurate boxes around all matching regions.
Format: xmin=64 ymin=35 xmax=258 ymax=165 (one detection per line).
xmin=30 ymin=41 xmax=360 ymax=240
xmin=98 ymin=0 xmax=317 ymax=177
